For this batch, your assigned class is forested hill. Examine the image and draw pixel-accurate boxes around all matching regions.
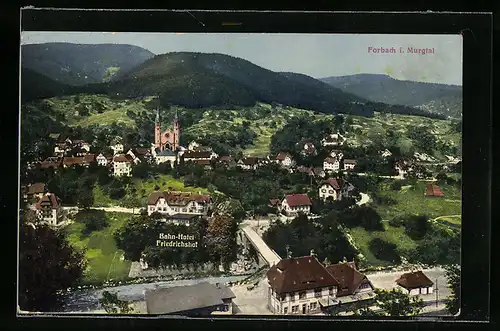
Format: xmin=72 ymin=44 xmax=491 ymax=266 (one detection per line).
xmin=70 ymin=52 xmax=444 ymax=119
xmin=21 ymin=68 xmax=72 ymax=102
xmin=21 ymin=43 xmax=155 ymax=86
xmin=321 ymin=74 xmax=462 ymax=119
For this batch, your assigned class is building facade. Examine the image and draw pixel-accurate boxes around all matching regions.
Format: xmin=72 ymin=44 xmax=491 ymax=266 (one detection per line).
xmin=147 ymin=191 xmax=212 ymax=216
xmin=278 ymin=194 xmax=312 ymax=216
xmin=267 ymin=256 xmax=339 ymax=315
xmin=35 ymin=193 xmax=63 ymax=227
xmin=113 ymin=154 xmax=133 ymax=177
xmin=323 ymin=157 xmax=341 ymax=172
xmin=319 ymin=178 xmax=355 ymax=201
xmin=396 ymin=271 xmax=434 ymax=296
xmin=155 ymin=107 xmax=181 ymax=152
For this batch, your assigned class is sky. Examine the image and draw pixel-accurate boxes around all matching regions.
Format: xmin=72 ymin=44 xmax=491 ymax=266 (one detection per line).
xmin=21 ymin=32 xmax=463 ymax=85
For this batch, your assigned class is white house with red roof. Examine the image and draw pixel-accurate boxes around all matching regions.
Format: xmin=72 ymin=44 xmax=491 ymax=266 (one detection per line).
xmin=112 ymin=154 xmax=134 ymax=177
xmin=277 ymin=193 xmax=312 ymax=216
xmin=319 ymin=178 xmax=355 ymax=201
xmin=35 ymin=193 xmax=63 ymax=227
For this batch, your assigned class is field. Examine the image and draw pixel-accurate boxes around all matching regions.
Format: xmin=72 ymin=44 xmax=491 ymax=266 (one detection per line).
xmin=373 ymin=180 xmax=462 ymax=220
xmin=349 ymin=221 xmax=418 ymax=267
xmin=64 ymin=211 xmax=132 ymax=284
xmin=42 ymin=94 xmax=156 ymax=127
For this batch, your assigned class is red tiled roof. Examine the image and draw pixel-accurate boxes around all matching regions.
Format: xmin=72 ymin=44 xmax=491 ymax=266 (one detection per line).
xmin=324 ymin=178 xmax=344 ymax=190
xmin=147 ymin=191 xmax=211 ymax=206
xmin=425 ymin=183 xmax=445 ymax=197
xmin=134 ymin=147 xmax=150 ymax=155
xmin=113 ymin=154 xmax=132 ymax=163
xmin=396 ymin=271 xmax=434 ymax=289
xmin=325 ymin=261 xmax=372 ymax=297
xmin=35 ymin=193 xmax=60 ymax=210
xmin=190 ymin=159 xmax=212 ymax=166
xmin=40 ymin=157 xmax=62 ymax=169
xmin=284 ymin=194 xmax=312 ymax=207
xmin=240 ymin=157 xmax=259 ymax=165
xmin=267 ymin=256 xmax=339 ymax=294
xmin=84 ymin=154 xmax=96 ymax=163
xmin=26 ymin=183 xmax=45 ymax=195
xmin=62 ymin=156 xmax=86 ymax=166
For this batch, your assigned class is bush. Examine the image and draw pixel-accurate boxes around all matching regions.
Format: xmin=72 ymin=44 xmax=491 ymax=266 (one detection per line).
xmin=154 ymin=185 xmax=160 ymax=191
xmin=404 ymin=215 xmax=429 ymax=240
xmin=368 ymin=238 xmax=401 ymax=264
xmin=388 ymin=217 xmax=404 ymax=227
xmin=390 ymin=181 xmax=403 ymax=191
xmin=81 ymin=214 xmax=108 ymax=236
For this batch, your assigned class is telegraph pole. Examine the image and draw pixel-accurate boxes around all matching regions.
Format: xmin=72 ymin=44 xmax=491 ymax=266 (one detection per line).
xmin=435 ymin=278 xmax=439 ymax=307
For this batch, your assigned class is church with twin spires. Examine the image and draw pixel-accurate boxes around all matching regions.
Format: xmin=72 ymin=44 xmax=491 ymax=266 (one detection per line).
xmin=154 ymin=106 xmax=181 ymax=152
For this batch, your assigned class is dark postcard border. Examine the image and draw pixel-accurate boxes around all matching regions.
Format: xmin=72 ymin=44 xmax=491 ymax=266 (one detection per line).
xmin=15 ymin=9 xmax=492 ymax=329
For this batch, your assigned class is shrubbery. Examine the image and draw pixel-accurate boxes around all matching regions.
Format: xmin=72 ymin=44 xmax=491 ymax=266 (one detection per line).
xmin=368 ymin=238 xmax=401 ymax=264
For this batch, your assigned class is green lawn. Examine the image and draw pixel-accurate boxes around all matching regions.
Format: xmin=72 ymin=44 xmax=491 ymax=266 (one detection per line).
xmin=244 ymin=126 xmax=276 ymax=157
xmin=65 ymin=211 xmax=132 ymax=284
xmin=132 ymin=174 xmax=210 ymax=204
xmin=74 ymin=109 xmax=135 ymax=127
xmin=373 ymin=180 xmax=462 ymax=220
xmin=349 ymin=221 xmax=418 ymax=267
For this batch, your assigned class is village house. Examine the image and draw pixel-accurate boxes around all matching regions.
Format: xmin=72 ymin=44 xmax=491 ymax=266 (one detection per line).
xmin=35 ymin=193 xmax=63 ymax=227
xmin=61 ymin=154 xmax=96 ymax=168
xmin=424 ymin=183 xmax=445 ymax=197
xmin=329 ymin=149 xmax=344 ymax=159
xmin=155 ymin=214 xmax=202 ymax=226
xmin=217 ymin=155 xmax=235 ymax=167
xmin=319 ymin=178 xmax=355 ymax=201
xmin=298 ymin=141 xmax=317 ymax=156
xmin=53 ymin=140 xmax=72 ymax=157
xmin=324 ymin=261 xmax=375 ymax=299
xmin=321 ymin=133 xmax=345 ymax=147
xmin=342 ymin=159 xmax=357 ymax=171
xmin=145 ymin=282 xmax=235 ymax=316
xmin=237 ymin=157 xmax=266 ymax=170
xmin=72 ymin=140 xmax=91 ymax=155
xmin=131 ymin=147 xmax=156 ymax=164
xmin=323 ymin=156 xmax=341 ymax=173
xmin=125 ymin=149 xmax=143 ymax=165
xmin=155 ymin=149 xmax=177 ymax=166
xmin=394 ymin=159 xmax=413 ymax=179
xmin=110 ymin=137 xmax=124 ymax=155
xmin=380 ymin=149 xmax=392 ymax=158
xmin=147 ymin=191 xmax=212 ymax=217
xmin=182 ymin=150 xmax=218 ymax=163
xmin=312 ymin=167 xmax=326 ymax=178
xmin=112 ymin=154 xmax=134 ymax=177
xmin=96 ymin=153 xmax=113 ymax=167
xmin=396 ymin=271 xmax=434 ymax=296
xmin=266 ymin=255 xmax=339 ymax=315
xmin=23 ymin=182 xmax=46 ymax=202
xmin=278 ymin=194 xmax=312 ymax=216
xmin=274 ymin=152 xmax=295 ymax=168
xmin=188 ymin=140 xmax=200 ymax=151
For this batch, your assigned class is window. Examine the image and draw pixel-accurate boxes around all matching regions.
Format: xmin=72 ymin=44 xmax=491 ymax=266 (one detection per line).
xmin=292 ymin=305 xmax=299 ymax=313
xmin=321 ymin=189 xmax=326 ymax=193
xmin=310 ymin=302 xmax=317 ymax=310
xmin=182 ymin=208 xmax=187 ymax=213
xmin=283 ymin=307 xmax=288 ymax=314
xmin=329 ymin=190 xmax=334 ymax=194
xmin=314 ymin=289 xmax=322 ymax=298
xmin=329 ymin=287 xmax=334 ymax=295
xmin=299 ymin=291 xmax=306 ymax=300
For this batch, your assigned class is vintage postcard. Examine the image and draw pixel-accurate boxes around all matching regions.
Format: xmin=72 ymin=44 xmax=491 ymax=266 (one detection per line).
xmin=18 ymin=32 xmax=462 ymax=318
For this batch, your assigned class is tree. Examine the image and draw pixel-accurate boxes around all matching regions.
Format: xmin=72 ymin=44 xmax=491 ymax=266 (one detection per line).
xmin=374 ymin=288 xmax=425 ymax=316
xmin=368 ymin=238 xmax=401 ymax=264
xmin=444 ymin=264 xmax=461 ymax=315
xmin=206 ymin=214 xmax=238 ymax=270
xmin=19 ymin=223 xmax=86 ymax=311
xmin=81 ymin=214 xmax=108 ymax=236
xmin=99 ymin=291 xmax=133 ymax=314
xmin=77 ymin=188 xmax=94 ymax=210
xmin=404 ymin=215 xmax=430 ymax=240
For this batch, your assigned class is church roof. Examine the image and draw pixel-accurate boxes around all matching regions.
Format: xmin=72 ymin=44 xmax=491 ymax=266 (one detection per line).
xmin=157 ymin=149 xmax=176 ymax=156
